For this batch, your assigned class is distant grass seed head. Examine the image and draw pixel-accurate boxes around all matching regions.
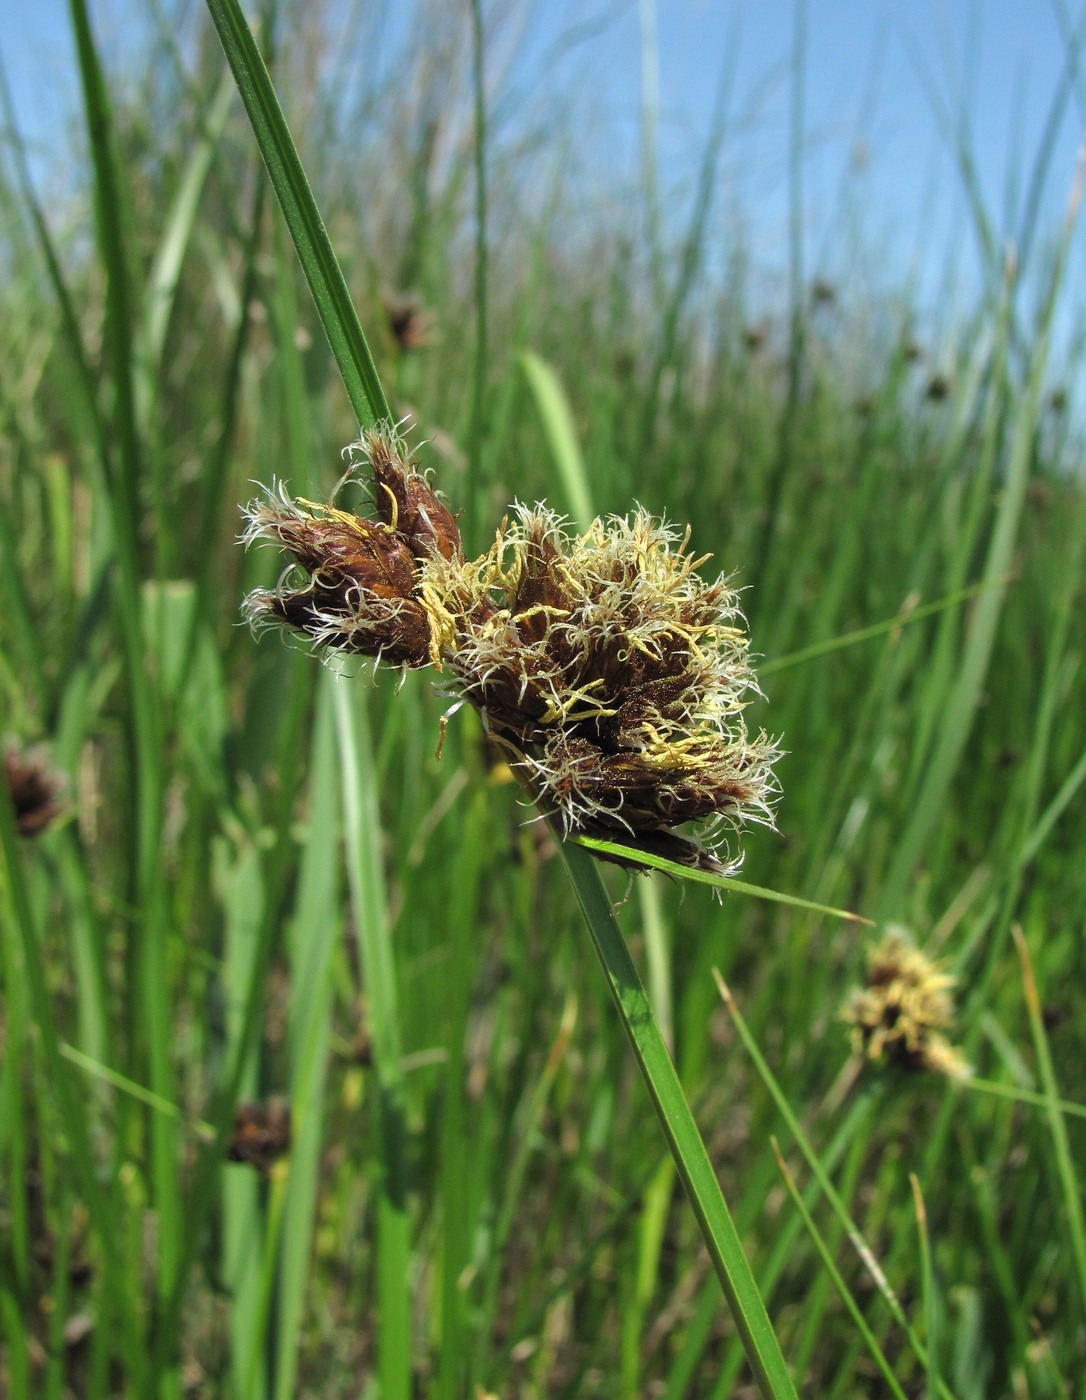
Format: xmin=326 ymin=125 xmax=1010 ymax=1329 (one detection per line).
xmin=842 ymin=928 xmax=970 ymax=1080
xmin=226 ymin=1097 xmax=292 ymax=1175
xmin=5 ymin=742 xmax=65 ymax=838
xmin=242 ymin=429 xmax=779 ymax=868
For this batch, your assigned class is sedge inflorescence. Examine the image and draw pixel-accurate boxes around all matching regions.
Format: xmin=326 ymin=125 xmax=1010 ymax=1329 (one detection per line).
xmin=4 ymin=742 xmax=65 ymax=838
xmin=242 ymin=428 xmax=779 ymax=870
xmin=241 ymin=431 xmax=461 ymax=667
xmin=842 ymin=928 xmax=971 ymax=1081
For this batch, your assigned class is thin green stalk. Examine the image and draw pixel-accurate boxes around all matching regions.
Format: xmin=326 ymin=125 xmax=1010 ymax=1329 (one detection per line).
xmin=717 ymin=1094 xmax=875 ymax=1393
xmin=638 ymin=0 xmax=663 ymax=300
xmin=0 ymin=1289 xmax=30 ymax=1400
xmin=204 ymin=0 xmax=391 ymax=429
xmin=0 ymin=848 xmax=32 ymax=1385
xmin=558 ymin=839 xmax=796 ymax=1400
xmin=1013 ymin=925 xmax=1086 ymax=1320
xmin=783 ymin=1111 xmax=869 ymax=1382
xmin=519 ymin=350 xmax=593 ymax=533
xmin=0 ymin=50 xmax=106 ymax=475
xmin=179 ymin=172 xmax=267 ymax=691
xmin=902 ymin=256 xmax=1014 ymax=807
xmin=335 ymin=683 xmax=411 ymax=1400
xmin=968 ymin=445 xmax=1086 ymax=1007
xmin=638 ymin=13 xmax=739 ymax=449
xmin=883 ymin=153 xmax=1084 ymax=910
xmin=773 ymin=1140 xmax=909 ymax=1400
xmin=964 ymin=1075 xmax=1086 ymax=1122
xmin=137 ymin=66 xmax=236 ymax=421
xmin=58 ymin=1044 xmax=192 ymax=1123
xmin=910 ymin=1174 xmax=941 ymax=1400
xmin=573 ymin=835 xmax=871 ymax=923
xmin=622 ymin=1154 xmax=676 ymax=1396
xmin=1021 ymin=740 xmax=1086 ymax=865
xmin=0 ymin=766 xmax=146 ymax=1389
xmin=760 ymin=578 xmax=1003 ymax=677
xmin=220 ymin=840 xmax=266 ymax=1399
xmin=151 ymin=653 xmax=313 ymax=1381
xmin=751 ymin=0 xmax=806 ymax=602
xmin=274 ymin=653 xmax=342 ymax=1400
xmin=715 ymin=970 xmax=959 ymax=1400
xmin=69 ymin=0 xmax=181 ymax=1341
xmin=437 ymin=792 xmax=487 ymax=1400
xmin=467 ymin=0 xmax=489 ymax=545
xmin=474 ymin=990 xmax=580 ymax=1385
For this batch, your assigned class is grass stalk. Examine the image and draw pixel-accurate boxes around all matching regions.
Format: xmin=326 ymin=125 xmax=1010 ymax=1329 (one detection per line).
xmin=773 ymin=1140 xmax=910 ymax=1400
xmin=69 ymin=0 xmax=183 ymax=1344
xmin=715 ymin=970 xmax=959 ymax=1399
xmin=274 ymin=673 xmax=342 ymax=1400
xmin=335 ymin=683 xmax=411 ymax=1400
xmin=467 ymin=0 xmax=489 ymax=545
xmin=0 ymin=760 xmax=146 ymax=1388
xmin=910 ymin=1173 xmax=942 ymax=1400
xmin=204 ymin=0 xmax=391 ymax=429
xmin=884 ymin=149 xmax=1085 ymax=909
xmin=558 ymin=839 xmax=797 ymax=1399
xmin=1012 ymin=925 xmax=1086 ymax=1320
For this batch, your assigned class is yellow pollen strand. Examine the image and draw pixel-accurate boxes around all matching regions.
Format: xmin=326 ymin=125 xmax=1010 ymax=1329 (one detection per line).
xmin=378 ymin=481 xmax=400 ymax=531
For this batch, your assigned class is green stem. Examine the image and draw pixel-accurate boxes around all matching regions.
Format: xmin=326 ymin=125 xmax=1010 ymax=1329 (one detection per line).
xmin=467 ymin=0 xmax=489 ymax=546
xmin=556 ymin=838 xmax=796 ymax=1400
xmin=204 ymin=0 xmax=391 ymax=429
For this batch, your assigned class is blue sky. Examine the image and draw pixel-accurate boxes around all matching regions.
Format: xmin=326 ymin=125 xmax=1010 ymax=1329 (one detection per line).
xmin=512 ymin=1 xmax=1086 ymax=335
xmin=5 ymin=1 xmax=1085 ymax=350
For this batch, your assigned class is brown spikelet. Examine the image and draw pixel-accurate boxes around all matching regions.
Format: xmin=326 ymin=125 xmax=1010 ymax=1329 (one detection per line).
xmin=242 ymin=427 xmax=462 ymax=669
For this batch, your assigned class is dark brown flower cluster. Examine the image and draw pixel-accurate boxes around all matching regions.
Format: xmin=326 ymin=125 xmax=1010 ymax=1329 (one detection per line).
xmin=243 ymin=430 xmax=779 ymax=869
xmin=242 ymin=431 xmax=462 ymax=668
xmin=226 ymin=1097 xmax=292 ymax=1174
xmin=842 ymin=929 xmax=970 ymax=1080
xmin=5 ymin=743 xmax=65 ymax=837
xmin=422 ymin=506 xmax=777 ymax=865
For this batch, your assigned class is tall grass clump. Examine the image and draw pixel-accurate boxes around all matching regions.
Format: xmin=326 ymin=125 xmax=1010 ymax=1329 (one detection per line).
xmin=2 ymin=1 xmax=1086 ymax=1396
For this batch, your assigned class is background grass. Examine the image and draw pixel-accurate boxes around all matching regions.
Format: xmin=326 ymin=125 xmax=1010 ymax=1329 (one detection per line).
xmin=2 ymin=1 xmax=1086 ymax=1396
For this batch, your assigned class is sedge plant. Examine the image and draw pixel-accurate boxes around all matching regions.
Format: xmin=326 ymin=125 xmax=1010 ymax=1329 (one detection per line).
xmin=206 ymin=0 xmax=801 ymax=1391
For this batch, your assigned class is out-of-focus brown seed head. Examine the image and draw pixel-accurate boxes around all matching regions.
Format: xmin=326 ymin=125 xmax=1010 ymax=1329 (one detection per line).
xmin=5 ymin=744 xmax=65 ymax=837
xmin=925 ymin=371 xmax=951 ymax=402
xmin=226 ymin=1098 xmax=292 ymax=1174
xmin=842 ymin=928 xmax=970 ymax=1080
xmin=382 ymin=291 xmax=435 ymax=352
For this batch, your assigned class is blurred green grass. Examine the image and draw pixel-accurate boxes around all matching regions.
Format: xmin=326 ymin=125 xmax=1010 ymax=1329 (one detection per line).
xmin=2 ymin=2 xmax=1086 ymax=1396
